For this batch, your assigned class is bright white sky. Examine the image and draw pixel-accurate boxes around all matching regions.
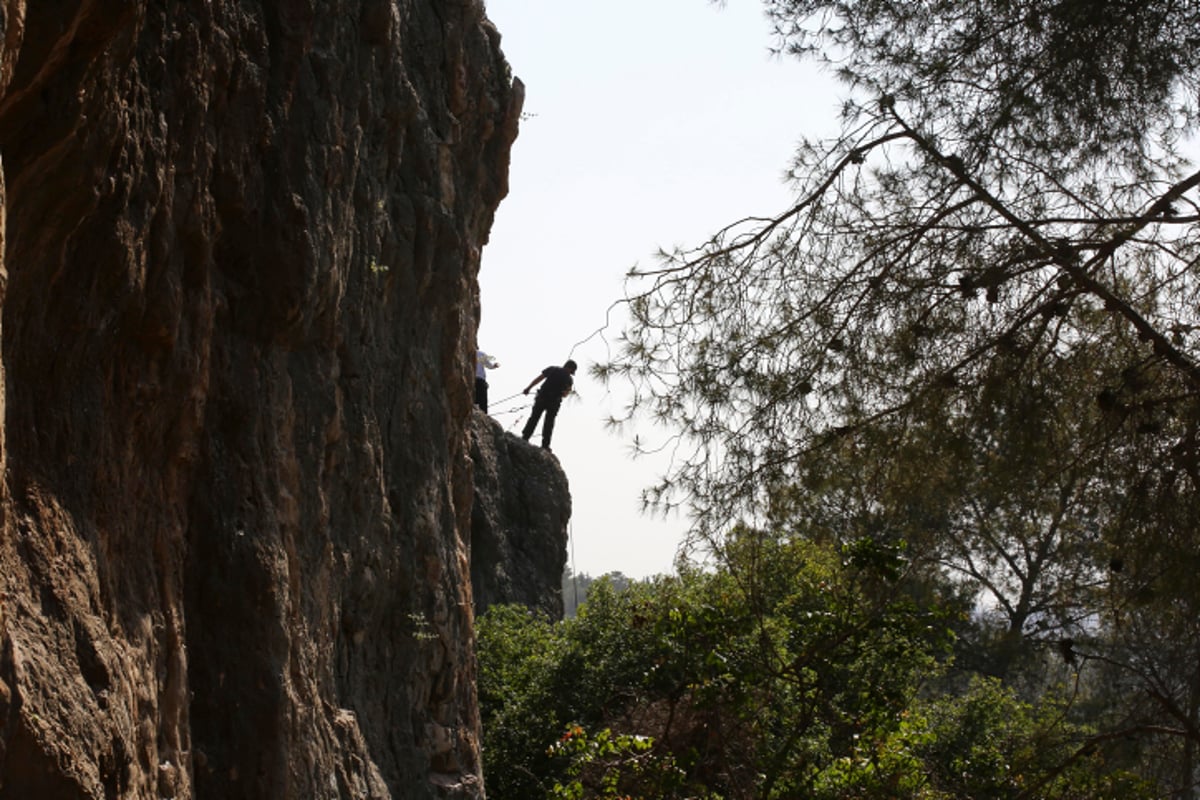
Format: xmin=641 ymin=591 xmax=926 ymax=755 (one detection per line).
xmin=478 ymin=0 xmax=841 ymax=578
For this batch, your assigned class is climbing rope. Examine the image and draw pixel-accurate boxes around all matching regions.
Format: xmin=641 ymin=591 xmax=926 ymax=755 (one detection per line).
xmin=565 ymin=298 xmax=623 ymax=361
xmin=488 ymin=390 xmax=527 ymax=408
xmin=569 ymin=519 xmax=580 ymax=616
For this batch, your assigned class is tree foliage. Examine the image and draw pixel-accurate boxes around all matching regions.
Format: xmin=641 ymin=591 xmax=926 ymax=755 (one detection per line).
xmin=596 ymin=0 xmax=1200 ymax=792
xmin=477 ymin=542 xmax=1151 ymax=798
xmin=766 ymin=0 xmax=1200 ymax=169
xmin=603 ymin=0 xmax=1200 ymax=534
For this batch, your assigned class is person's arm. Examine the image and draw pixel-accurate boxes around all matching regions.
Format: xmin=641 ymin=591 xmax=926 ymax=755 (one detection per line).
xmin=523 ymin=374 xmax=545 ymax=395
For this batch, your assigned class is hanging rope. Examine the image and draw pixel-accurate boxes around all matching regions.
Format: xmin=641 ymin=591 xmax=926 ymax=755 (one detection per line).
xmin=569 ymin=519 xmax=580 ymax=617
xmin=565 ymin=298 xmax=624 ymax=361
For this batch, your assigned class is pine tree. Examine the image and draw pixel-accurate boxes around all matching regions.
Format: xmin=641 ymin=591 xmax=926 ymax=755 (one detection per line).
xmin=602 ymin=1 xmax=1200 ymax=790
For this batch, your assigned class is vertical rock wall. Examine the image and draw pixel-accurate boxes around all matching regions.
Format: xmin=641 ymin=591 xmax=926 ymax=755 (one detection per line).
xmin=469 ymin=411 xmax=570 ymax=621
xmin=0 ymin=1 xmax=521 ymax=798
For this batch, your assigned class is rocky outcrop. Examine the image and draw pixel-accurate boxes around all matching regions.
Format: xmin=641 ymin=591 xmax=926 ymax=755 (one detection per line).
xmin=469 ymin=410 xmax=570 ymax=621
xmin=0 ymin=1 xmax=521 ymax=798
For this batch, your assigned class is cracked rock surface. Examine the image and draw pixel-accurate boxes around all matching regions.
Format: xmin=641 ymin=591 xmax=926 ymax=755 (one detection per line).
xmin=0 ymin=1 xmax=522 ymax=797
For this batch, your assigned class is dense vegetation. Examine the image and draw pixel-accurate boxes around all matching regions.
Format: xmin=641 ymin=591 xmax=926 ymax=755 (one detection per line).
xmin=480 ymin=538 xmax=1154 ymax=798
xmin=480 ymin=0 xmax=1200 ymax=796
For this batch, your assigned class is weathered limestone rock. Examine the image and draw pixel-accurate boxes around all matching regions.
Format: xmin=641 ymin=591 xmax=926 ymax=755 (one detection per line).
xmin=469 ymin=410 xmax=570 ymax=621
xmin=0 ymin=1 xmax=522 ymax=798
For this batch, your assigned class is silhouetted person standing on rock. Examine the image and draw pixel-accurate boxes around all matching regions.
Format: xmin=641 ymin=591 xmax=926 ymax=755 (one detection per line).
xmin=521 ymin=359 xmax=577 ymax=451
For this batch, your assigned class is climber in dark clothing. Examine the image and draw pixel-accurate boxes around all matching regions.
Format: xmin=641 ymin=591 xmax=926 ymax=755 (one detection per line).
xmin=521 ymin=359 xmax=577 ymax=450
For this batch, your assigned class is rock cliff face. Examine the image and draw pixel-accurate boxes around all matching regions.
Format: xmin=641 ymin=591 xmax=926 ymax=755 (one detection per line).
xmin=469 ymin=411 xmax=570 ymax=621
xmin=0 ymin=1 xmax=522 ymax=798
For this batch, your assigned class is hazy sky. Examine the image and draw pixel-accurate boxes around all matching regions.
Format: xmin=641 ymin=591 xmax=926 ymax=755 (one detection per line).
xmin=478 ymin=0 xmax=840 ymax=578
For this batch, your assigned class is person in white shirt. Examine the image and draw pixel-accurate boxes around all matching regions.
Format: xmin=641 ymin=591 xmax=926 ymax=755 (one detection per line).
xmin=474 ymin=350 xmax=500 ymax=412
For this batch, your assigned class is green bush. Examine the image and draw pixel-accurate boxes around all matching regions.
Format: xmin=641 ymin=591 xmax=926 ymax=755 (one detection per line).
xmin=477 ymin=534 xmax=1154 ymax=799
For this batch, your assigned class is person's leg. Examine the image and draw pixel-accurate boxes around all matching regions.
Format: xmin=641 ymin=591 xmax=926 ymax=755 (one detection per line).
xmin=522 ymin=398 xmax=545 ymax=440
xmin=541 ymin=403 xmax=560 ymax=448
xmin=475 ymin=377 xmax=488 ymax=412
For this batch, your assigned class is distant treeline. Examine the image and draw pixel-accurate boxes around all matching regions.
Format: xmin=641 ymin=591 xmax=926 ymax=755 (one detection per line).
xmin=560 ymin=568 xmax=633 ymax=618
